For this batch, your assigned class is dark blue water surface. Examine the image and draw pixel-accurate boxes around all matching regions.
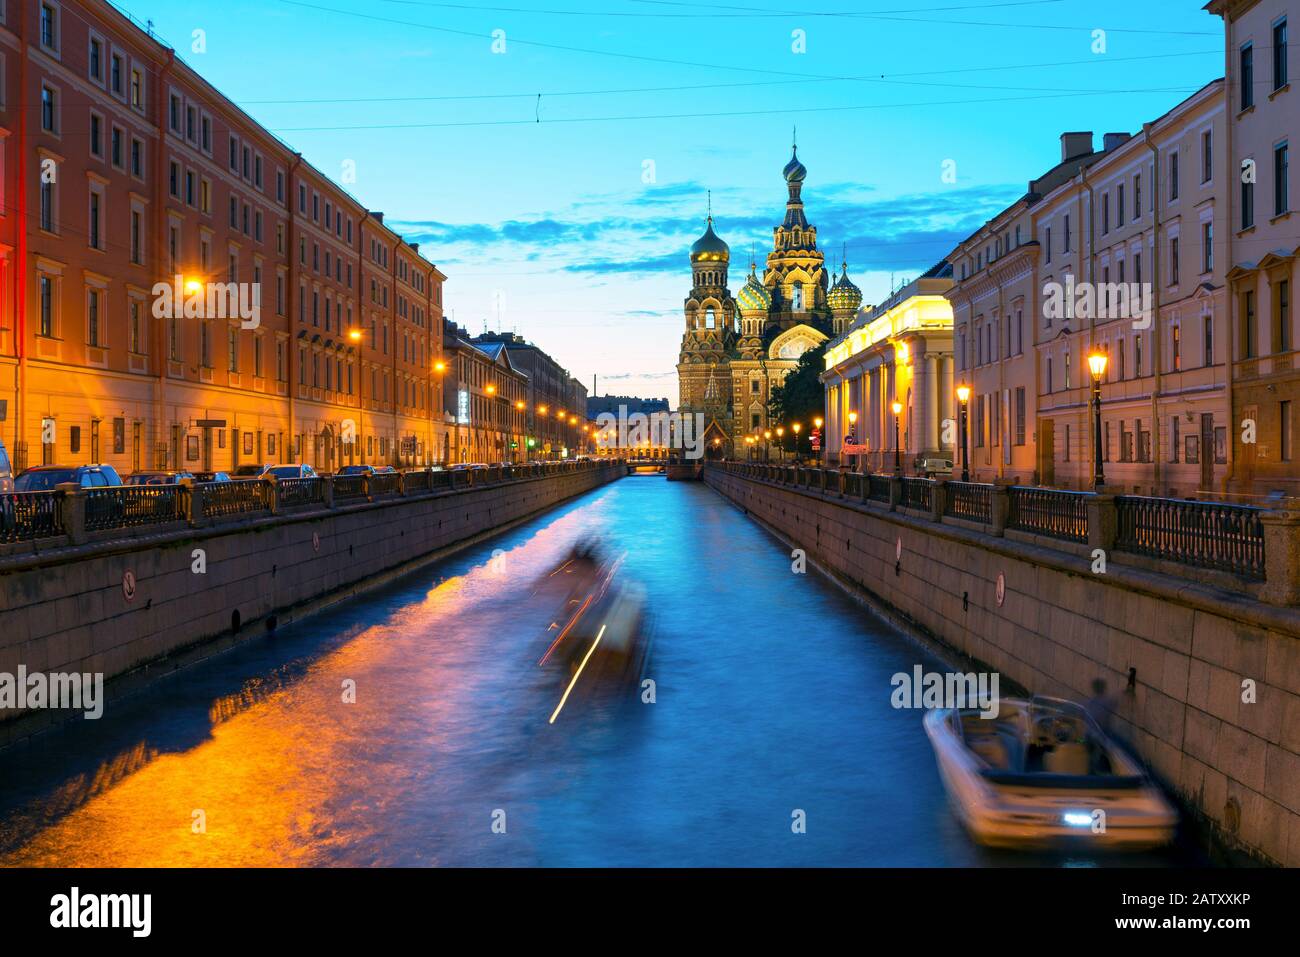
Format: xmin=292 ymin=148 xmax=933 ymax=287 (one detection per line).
xmin=0 ymin=478 xmax=1200 ymax=866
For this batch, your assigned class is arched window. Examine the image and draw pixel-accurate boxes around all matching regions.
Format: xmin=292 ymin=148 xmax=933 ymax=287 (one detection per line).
xmin=792 ymin=281 xmax=805 ymax=312
xmin=705 ymin=307 xmax=716 ymax=329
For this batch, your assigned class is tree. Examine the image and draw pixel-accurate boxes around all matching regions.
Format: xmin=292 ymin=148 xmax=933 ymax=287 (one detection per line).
xmin=767 ymin=343 xmax=826 ymax=458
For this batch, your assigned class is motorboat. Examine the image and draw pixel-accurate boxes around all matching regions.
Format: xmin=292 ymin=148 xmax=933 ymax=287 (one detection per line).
xmin=535 ymin=543 xmax=650 ymax=723
xmin=923 ymin=696 xmax=1177 ymax=850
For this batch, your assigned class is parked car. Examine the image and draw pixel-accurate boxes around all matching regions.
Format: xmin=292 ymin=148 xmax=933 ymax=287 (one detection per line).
xmin=15 ymin=464 xmax=123 ymax=491
xmin=262 ymin=464 xmax=318 ymax=480
xmin=0 ymin=437 xmax=13 ymax=493
xmin=449 ymin=463 xmax=488 ymax=471
xmin=337 ymin=464 xmax=376 ymax=477
xmin=232 ymin=464 xmax=275 ymax=478
xmin=125 ymin=470 xmax=194 ymax=486
xmin=192 ymin=471 xmax=232 ymax=483
xmin=374 ymin=465 xmax=397 ymax=474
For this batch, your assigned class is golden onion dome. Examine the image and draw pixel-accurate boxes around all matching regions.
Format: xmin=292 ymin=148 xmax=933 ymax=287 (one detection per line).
xmin=828 ymin=262 xmax=863 ymax=313
xmin=690 ymin=217 xmax=730 ymax=263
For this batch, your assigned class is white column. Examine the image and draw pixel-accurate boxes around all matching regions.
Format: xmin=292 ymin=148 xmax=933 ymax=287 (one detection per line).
xmin=925 ymin=352 xmax=939 ymax=451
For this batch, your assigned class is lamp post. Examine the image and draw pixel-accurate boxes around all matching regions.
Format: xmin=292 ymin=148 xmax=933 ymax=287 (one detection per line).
xmin=763 ymin=429 xmax=772 ymax=463
xmin=1088 ymin=350 xmax=1108 ymax=490
xmin=814 ymin=416 xmax=823 ymax=468
xmin=891 ymin=401 xmax=903 ymax=474
xmin=791 ymin=422 xmax=801 ymax=464
xmin=847 ymin=411 xmax=858 ymax=472
xmin=776 ymin=426 xmax=785 ymax=463
xmin=955 ymin=384 xmax=971 ymax=482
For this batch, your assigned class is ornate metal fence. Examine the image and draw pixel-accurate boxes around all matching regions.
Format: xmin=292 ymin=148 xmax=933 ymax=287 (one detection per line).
xmin=203 ymin=479 xmax=271 ymax=517
xmin=0 ymin=491 xmax=65 ymax=543
xmin=944 ymin=481 xmax=993 ymax=523
xmin=1115 ymin=497 xmax=1265 ymax=579
xmin=1007 ymin=487 xmax=1090 ymax=543
xmin=277 ymin=477 xmax=325 ymax=509
xmin=900 ymin=477 xmax=933 ymax=511
xmin=85 ymin=485 xmax=184 ymax=531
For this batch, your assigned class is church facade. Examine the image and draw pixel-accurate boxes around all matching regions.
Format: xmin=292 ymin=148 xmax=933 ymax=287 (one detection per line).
xmin=677 ymin=146 xmax=863 ymax=456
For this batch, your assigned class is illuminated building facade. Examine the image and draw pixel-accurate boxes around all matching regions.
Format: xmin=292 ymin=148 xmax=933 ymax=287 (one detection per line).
xmin=821 ymin=265 xmax=955 ymax=471
xmin=677 ymin=144 xmax=857 ymax=455
xmin=0 ymin=0 xmax=447 ymax=476
xmin=442 ymin=323 xmax=527 ymax=464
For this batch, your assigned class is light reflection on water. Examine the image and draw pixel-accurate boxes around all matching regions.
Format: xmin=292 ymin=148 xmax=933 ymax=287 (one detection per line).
xmin=0 ymin=479 xmax=1199 ymax=867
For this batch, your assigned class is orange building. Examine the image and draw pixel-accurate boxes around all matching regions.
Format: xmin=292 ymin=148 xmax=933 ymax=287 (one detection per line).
xmin=0 ymin=0 xmax=447 ymax=476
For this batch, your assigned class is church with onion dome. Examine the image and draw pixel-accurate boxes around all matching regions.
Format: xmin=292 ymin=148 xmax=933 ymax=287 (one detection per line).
xmin=677 ymin=143 xmax=864 ymax=456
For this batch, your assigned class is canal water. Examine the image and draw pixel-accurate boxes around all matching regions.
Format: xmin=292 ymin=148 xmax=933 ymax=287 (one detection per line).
xmin=0 ymin=478 xmax=1201 ymax=866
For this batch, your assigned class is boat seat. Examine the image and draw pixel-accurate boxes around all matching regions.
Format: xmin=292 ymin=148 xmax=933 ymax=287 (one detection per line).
xmin=997 ymin=728 xmax=1026 ymax=773
xmin=1043 ymin=742 xmax=1091 ymax=776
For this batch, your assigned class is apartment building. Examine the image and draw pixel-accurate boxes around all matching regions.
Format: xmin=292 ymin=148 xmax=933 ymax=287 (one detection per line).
xmin=443 ymin=322 xmax=527 ymax=464
xmin=1030 ymin=86 xmax=1230 ymax=494
xmin=0 ymin=0 xmax=446 ymax=476
xmin=472 ymin=331 xmax=589 ymax=458
xmin=1209 ymin=0 xmax=1299 ymax=497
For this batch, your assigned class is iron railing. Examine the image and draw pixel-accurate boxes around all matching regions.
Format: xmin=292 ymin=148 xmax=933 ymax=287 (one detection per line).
xmin=1008 ymin=487 xmax=1090 ymax=543
xmin=900 ymin=477 xmax=933 ymax=511
xmin=85 ymin=484 xmax=185 ymax=531
xmin=333 ymin=475 xmax=368 ymax=500
xmin=277 ymin=477 xmax=325 ymax=509
xmin=867 ymin=474 xmax=892 ymax=503
xmin=202 ymin=479 xmax=271 ymax=517
xmin=369 ymin=473 xmax=401 ymax=496
xmin=944 ymin=481 xmax=993 ymax=523
xmin=843 ymin=472 xmax=862 ymax=497
xmin=1116 ymin=496 xmax=1265 ymax=579
xmin=0 ymin=491 xmax=65 ymax=543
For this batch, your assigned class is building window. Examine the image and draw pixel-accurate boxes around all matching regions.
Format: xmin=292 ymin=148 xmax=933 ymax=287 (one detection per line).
xmin=1204 ymin=314 xmax=1214 ymax=365
xmin=1014 ymin=387 xmax=1026 ymax=445
xmin=1274 ymin=18 xmax=1288 ymax=92
xmin=1243 ymin=173 xmax=1255 ymax=230
xmin=87 ymin=288 xmax=101 ymax=347
xmin=89 ymin=37 xmax=102 ymax=81
xmin=228 ymin=326 xmax=238 ymax=373
xmin=88 ymin=190 xmax=102 ymax=249
xmin=129 ymin=300 xmax=144 ymax=354
xmin=39 ymin=175 xmax=54 ymax=232
xmin=40 ymin=85 xmax=56 ymax=132
xmin=1202 ymin=221 xmax=1213 ymax=273
xmin=1241 ymin=43 xmax=1255 ymax=110
xmin=1275 ymin=142 xmax=1290 ymax=217
xmin=39 ymin=275 xmax=54 ymax=337
xmin=1277 ymin=279 xmax=1292 ymax=353
xmin=1170 ymin=236 xmax=1180 ymax=285
xmin=1169 ymin=151 xmax=1179 ymax=201
xmin=110 ymin=53 xmax=122 ymax=96
xmin=40 ymin=2 xmax=57 ymax=51
xmin=1172 ymin=324 xmax=1181 ymax=371
xmin=131 ymin=69 xmax=143 ymax=109
xmin=1243 ymin=290 xmax=1257 ymax=358
xmin=1283 ymin=401 xmax=1294 ymax=462
xmin=1202 ymin=130 xmax=1213 ymax=184
xmin=1117 ymin=184 xmax=1125 ymax=227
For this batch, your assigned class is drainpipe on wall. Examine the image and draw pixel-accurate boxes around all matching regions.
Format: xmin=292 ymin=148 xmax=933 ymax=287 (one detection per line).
xmin=287 ymin=153 xmax=302 ymax=464
xmin=1144 ymin=123 xmax=1163 ymax=495
xmin=1220 ymin=57 xmax=1236 ymax=492
xmin=1082 ymin=165 xmax=1097 ymax=483
xmin=153 ymin=49 xmax=176 ymax=469
xmin=14 ymin=0 xmax=31 ymax=469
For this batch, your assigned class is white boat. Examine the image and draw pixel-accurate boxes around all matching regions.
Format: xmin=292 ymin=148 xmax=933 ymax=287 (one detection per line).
xmin=923 ymin=696 xmax=1178 ymax=850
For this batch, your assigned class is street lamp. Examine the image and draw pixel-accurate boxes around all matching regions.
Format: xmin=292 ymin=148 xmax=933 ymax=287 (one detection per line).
xmin=847 ymin=411 xmax=858 ymax=472
xmin=776 ymin=426 xmax=785 ymax=463
xmin=763 ymin=429 xmax=772 ymax=463
xmin=891 ymin=401 xmax=903 ymax=474
xmin=955 ymin=384 xmax=971 ymax=482
xmin=791 ymin=422 xmax=801 ymax=463
xmin=813 ymin=416 xmax=824 ymax=468
xmin=1088 ymin=350 xmax=1108 ymax=490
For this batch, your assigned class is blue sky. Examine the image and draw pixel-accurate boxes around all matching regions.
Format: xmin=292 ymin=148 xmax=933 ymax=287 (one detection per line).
xmin=121 ymin=0 xmax=1225 ymax=405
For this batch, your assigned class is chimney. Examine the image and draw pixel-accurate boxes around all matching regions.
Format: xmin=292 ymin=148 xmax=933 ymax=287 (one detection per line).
xmin=372 ymin=211 xmax=384 ymax=224
xmin=410 ymin=242 xmax=420 ymax=253
xmin=1103 ymin=132 xmax=1132 ymax=152
xmin=1060 ymin=132 xmax=1094 ymax=162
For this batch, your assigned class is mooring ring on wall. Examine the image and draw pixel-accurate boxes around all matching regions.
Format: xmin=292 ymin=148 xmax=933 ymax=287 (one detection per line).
xmin=122 ymin=570 xmax=137 ymax=603
xmin=312 ymin=532 xmax=321 ymax=553
xmin=895 ymin=536 xmax=902 ymax=562
xmin=995 ymin=572 xmax=1006 ymax=607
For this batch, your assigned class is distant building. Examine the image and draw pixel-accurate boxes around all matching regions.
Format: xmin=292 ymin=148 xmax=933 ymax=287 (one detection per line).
xmin=586 ymin=395 xmax=671 ymax=417
xmin=472 ymin=331 xmax=588 ymax=457
xmin=442 ymin=322 xmax=527 ymax=463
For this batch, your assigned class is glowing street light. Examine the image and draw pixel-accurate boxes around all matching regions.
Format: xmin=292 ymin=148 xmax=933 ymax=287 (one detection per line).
xmin=956 ymin=384 xmax=971 ymax=482
xmin=1088 ymin=350 xmax=1108 ymax=489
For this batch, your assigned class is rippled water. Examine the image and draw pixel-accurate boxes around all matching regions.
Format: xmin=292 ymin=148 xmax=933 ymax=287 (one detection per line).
xmin=0 ymin=478 xmax=1201 ymax=866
